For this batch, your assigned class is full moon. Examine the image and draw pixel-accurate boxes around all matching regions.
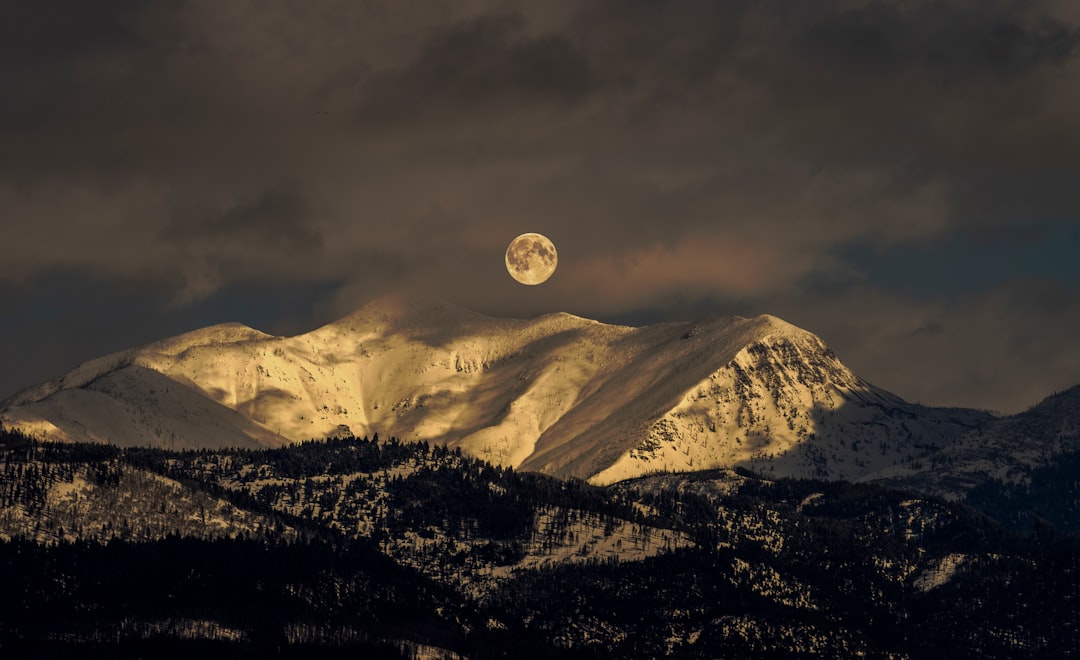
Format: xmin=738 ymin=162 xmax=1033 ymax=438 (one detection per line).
xmin=505 ymin=233 xmax=558 ymax=285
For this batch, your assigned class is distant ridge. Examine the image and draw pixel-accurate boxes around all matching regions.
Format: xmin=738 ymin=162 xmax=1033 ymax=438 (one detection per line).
xmin=864 ymin=384 xmax=1080 ymax=501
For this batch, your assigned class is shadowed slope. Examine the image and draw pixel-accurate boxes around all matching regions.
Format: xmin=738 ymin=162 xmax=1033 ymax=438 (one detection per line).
xmin=864 ymin=385 xmax=1080 ymax=500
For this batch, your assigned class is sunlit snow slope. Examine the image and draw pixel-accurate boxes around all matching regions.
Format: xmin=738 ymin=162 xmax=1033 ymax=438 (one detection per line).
xmin=0 ymin=296 xmax=987 ymax=484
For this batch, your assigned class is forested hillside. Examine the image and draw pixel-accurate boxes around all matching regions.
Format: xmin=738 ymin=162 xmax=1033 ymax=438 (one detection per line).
xmin=1 ymin=429 xmax=1076 ymax=658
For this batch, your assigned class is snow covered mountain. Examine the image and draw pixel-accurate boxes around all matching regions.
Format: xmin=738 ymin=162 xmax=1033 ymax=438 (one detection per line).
xmin=864 ymin=385 xmax=1080 ymax=501
xmin=1 ymin=296 xmax=988 ymax=484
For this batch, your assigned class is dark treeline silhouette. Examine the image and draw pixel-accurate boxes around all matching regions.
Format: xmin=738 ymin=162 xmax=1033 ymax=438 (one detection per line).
xmin=965 ymin=450 xmax=1080 ymax=533
xmin=0 ymin=534 xmax=585 ymax=659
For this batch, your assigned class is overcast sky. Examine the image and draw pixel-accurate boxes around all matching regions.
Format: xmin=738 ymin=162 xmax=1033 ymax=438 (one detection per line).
xmin=2 ymin=0 xmax=1079 ymax=413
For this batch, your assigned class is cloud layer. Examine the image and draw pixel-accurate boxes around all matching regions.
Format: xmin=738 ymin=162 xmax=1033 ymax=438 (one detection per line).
xmin=2 ymin=0 xmax=1079 ymax=412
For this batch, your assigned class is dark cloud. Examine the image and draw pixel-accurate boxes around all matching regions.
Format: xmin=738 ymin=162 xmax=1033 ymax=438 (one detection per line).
xmin=1 ymin=0 xmax=1079 ymax=413
xmin=164 ymin=189 xmax=322 ymax=252
xmin=0 ymin=0 xmax=145 ymax=128
xmin=360 ymin=13 xmax=595 ymax=123
xmin=0 ymin=0 xmax=144 ymax=58
xmin=798 ymin=2 xmax=1079 ymax=79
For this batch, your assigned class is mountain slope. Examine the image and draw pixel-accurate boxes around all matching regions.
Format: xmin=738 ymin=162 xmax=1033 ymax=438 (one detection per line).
xmin=4 ymin=432 xmax=1075 ymax=658
xmin=1 ymin=296 xmax=987 ymax=484
xmin=865 ymin=386 xmax=1080 ymax=509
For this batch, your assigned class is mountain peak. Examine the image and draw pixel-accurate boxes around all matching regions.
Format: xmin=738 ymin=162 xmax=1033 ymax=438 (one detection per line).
xmin=314 ymin=293 xmax=495 ymax=337
xmin=1 ymin=301 xmax=988 ymax=484
xmin=752 ymin=312 xmax=812 ymax=335
xmin=143 ymin=322 xmax=271 ymax=354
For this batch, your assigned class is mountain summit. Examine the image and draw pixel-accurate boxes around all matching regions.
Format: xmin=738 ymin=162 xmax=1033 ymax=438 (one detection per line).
xmin=0 ymin=296 xmax=987 ymax=484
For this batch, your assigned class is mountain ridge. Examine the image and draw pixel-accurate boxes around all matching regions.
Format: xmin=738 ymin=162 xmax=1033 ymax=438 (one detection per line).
xmin=864 ymin=384 xmax=1080 ymax=500
xmin=1 ymin=296 xmax=990 ymax=484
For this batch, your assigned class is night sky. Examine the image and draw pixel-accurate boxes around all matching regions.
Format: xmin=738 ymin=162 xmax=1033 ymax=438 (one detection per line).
xmin=2 ymin=1 xmax=1079 ymax=414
